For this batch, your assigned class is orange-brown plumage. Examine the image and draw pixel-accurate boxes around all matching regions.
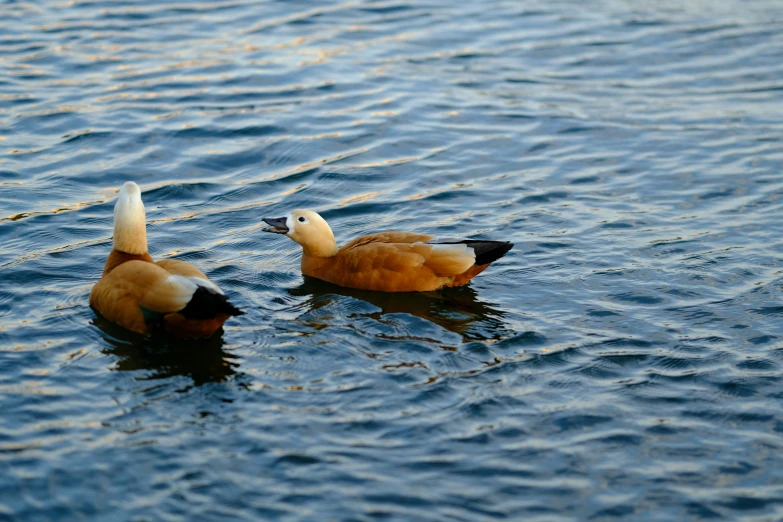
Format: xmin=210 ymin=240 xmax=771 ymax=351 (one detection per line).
xmin=90 ymin=182 xmax=243 ymax=338
xmin=263 ymin=210 xmax=512 ymax=292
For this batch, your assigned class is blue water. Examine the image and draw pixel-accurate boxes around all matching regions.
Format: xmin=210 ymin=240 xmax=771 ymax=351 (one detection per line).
xmin=2 ymin=0 xmax=783 ymax=520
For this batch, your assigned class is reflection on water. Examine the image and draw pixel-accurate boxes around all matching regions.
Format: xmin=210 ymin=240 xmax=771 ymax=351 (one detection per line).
xmin=93 ymin=316 xmax=239 ymax=386
xmin=289 ymin=276 xmax=510 ymax=342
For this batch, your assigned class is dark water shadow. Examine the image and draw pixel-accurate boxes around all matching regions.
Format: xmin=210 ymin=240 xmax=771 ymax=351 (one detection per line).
xmin=289 ymin=277 xmax=511 ymax=342
xmin=92 ymin=316 xmax=240 ymax=386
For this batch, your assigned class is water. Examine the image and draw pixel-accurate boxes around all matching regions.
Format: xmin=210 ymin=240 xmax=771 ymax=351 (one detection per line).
xmin=2 ymin=0 xmax=783 ymax=519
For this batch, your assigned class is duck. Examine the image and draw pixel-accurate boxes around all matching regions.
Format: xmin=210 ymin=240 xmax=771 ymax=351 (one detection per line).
xmin=90 ymin=181 xmax=244 ymax=338
xmin=262 ymin=210 xmax=513 ymax=292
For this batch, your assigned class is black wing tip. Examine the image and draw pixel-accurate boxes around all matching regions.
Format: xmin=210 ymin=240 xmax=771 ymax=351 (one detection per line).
xmin=180 ymin=286 xmax=245 ymax=320
xmin=477 ymin=241 xmax=513 ymax=265
xmin=458 ymin=240 xmax=511 ymax=266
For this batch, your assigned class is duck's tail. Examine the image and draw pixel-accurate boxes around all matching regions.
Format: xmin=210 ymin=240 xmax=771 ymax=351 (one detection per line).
xmin=179 ymin=286 xmax=245 ymax=319
xmin=432 ymin=240 xmax=514 ymax=266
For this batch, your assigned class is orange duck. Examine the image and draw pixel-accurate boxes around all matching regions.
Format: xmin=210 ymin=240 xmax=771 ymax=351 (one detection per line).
xmin=90 ymin=182 xmax=243 ymax=338
xmin=262 ymin=210 xmax=512 ymax=292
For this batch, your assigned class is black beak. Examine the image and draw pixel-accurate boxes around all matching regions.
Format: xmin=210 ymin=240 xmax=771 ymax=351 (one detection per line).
xmin=262 ymin=216 xmax=289 ymax=234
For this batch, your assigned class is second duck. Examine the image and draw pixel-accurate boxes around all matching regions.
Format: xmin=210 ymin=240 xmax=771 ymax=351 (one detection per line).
xmin=262 ymin=210 xmax=512 ymax=292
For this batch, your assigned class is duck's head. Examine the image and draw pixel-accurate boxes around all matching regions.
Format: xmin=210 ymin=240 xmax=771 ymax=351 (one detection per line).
xmin=262 ymin=209 xmax=337 ymax=257
xmin=113 ymin=181 xmax=148 ymax=255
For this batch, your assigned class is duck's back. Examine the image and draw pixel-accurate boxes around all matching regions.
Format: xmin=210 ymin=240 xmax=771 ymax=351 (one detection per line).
xmin=339 ymin=231 xmax=433 ymax=250
xmin=90 ymin=258 xmax=182 ymax=333
xmin=90 ymin=254 xmax=241 ymax=337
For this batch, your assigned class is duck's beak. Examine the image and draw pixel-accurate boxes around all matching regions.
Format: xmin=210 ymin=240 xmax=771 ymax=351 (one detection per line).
xmin=262 ymin=216 xmax=289 ymax=234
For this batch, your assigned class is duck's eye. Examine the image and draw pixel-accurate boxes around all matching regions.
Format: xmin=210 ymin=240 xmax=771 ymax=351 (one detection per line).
xmin=298 ymin=216 xmax=306 ymax=223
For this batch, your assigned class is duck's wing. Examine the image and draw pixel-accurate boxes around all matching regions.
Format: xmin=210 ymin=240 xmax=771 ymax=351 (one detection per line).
xmin=340 ymin=241 xmax=476 ymax=278
xmin=341 ymin=231 xmax=434 ymax=250
xmin=426 ymin=239 xmax=514 ymax=266
xmin=155 ymin=258 xmax=224 ymax=295
xmin=155 ymin=258 xmax=208 ymax=279
xmin=90 ymin=260 xmax=202 ymax=332
xmin=91 ymin=260 xmax=203 ymax=315
xmin=153 ymin=259 xmax=242 ymax=318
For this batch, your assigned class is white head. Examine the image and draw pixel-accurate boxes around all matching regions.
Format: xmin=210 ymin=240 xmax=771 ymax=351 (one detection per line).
xmin=262 ymin=209 xmax=337 ymax=257
xmin=113 ymin=181 xmax=148 ymax=255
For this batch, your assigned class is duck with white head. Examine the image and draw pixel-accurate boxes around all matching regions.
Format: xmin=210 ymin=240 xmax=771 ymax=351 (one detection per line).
xmin=262 ymin=209 xmax=512 ymax=292
xmin=90 ymin=182 xmax=244 ymax=338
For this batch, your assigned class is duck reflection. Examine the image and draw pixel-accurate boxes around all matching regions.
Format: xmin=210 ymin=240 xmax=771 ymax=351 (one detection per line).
xmin=289 ymin=277 xmax=509 ymax=342
xmin=93 ymin=317 xmax=239 ymax=385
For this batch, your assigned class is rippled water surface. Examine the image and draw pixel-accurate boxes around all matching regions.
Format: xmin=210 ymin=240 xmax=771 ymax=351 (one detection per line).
xmin=2 ymin=0 xmax=783 ymax=520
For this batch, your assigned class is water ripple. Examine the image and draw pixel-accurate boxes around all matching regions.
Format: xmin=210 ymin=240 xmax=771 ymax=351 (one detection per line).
xmin=2 ymin=0 xmax=783 ymax=520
